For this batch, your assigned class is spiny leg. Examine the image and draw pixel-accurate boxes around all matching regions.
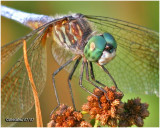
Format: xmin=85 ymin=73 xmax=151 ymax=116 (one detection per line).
xmin=100 ymin=65 xmax=123 ymax=95
xmin=85 ymin=62 xmax=109 ymax=101
xmin=50 ymin=56 xmax=78 ymax=116
xmin=90 ymin=62 xmax=123 ymax=95
xmin=89 ymin=62 xmax=106 ymax=87
xmin=79 ymin=61 xmax=101 ymax=105
xmin=68 ymin=57 xmax=81 ymax=110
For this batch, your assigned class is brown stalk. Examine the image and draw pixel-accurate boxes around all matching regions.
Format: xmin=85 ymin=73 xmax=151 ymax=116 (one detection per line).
xmin=23 ymin=40 xmax=43 ymax=127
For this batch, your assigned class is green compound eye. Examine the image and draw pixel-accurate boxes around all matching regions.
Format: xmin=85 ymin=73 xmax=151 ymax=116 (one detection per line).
xmin=84 ymin=33 xmax=117 ymax=62
xmin=103 ymin=33 xmax=117 ymax=49
xmin=84 ymin=36 xmax=107 ymax=61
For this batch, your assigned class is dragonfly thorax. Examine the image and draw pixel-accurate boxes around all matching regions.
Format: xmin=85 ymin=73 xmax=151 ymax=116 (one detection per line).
xmin=52 ymin=14 xmax=93 ymax=54
xmin=84 ymin=33 xmax=117 ymax=65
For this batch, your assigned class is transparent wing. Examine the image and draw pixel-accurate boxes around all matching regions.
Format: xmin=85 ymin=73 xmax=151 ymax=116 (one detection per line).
xmin=1 ymin=26 xmax=50 ymax=127
xmin=85 ymin=15 xmax=159 ymax=96
xmin=1 ymin=39 xmax=23 ymax=63
xmin=1 ymin=19 xmax=55 ymax=64
xmin=51 ymin=39 xmax=78 ymax=72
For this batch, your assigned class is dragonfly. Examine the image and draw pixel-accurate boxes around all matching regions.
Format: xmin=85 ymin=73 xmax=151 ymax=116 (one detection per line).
xmin=1 ymin=5 xmax=159 ymax=127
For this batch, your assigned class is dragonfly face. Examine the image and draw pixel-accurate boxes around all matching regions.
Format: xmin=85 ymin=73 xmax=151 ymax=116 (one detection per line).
xmin=84 ymin=33 xmax=117 ymax=65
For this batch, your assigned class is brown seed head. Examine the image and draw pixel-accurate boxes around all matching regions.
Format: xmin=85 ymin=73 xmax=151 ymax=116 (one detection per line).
xmin=48 ymin=104 xmax=91 ymax=127
xmin=82 ymin=86 xmax=124 ymax=126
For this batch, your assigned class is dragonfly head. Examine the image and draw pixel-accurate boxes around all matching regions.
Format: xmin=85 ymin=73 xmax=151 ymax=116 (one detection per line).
xmin=84 ymin=33 xmax=117 ymax=65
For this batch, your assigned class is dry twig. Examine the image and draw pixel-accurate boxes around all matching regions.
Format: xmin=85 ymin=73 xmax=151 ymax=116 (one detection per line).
xmin=23 ymin=40 xmax=43 ymax=127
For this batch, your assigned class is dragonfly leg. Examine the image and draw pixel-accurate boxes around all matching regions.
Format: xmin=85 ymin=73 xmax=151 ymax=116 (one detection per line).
xmin=85 ymin=62 xmax=110 ymax=101
xmin=50 ymin=56 xmax=78 ymax=116
xmin=100 ymin=65 xmax=123 ymax=95
xmin=79 ymin=61 xmax=101 ymax=107
xmin=89 ymin=62 xmax=106 ymax=87
xmin=68 ymin=58 xmax=81 ymax=110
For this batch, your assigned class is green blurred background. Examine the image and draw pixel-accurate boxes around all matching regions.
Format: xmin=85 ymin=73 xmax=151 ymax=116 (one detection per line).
xmin=1 ymin=1 xmax=159 ymax=127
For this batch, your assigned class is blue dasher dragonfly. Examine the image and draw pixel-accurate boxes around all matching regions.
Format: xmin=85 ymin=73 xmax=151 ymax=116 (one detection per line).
xmin=1 ymin=5 xmax=159 ymax=127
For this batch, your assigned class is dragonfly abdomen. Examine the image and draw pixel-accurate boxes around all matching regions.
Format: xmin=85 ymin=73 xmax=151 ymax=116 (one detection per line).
xmin=1 ymin=5 xmax=53 ymax=29
xmin=53 ymin=14 xmax=93 ymax=54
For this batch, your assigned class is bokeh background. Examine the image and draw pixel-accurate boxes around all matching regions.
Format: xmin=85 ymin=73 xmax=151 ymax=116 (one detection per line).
xmin=1 ymin=1 xmax=159 ymax=127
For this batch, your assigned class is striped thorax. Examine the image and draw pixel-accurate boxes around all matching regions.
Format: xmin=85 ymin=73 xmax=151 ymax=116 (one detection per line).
xmin=53 ymin=14 xmax=93 ymax=54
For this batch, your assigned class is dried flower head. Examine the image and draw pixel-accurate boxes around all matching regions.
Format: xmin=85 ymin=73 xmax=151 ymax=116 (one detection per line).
xmin=47 ymin=104 xmax=92 ymax=127
xmin=118 ymin=98 xmax=149 ymax=127
xmin=82 ymin=86 xmax=124 ymax=126
xmin=48 ymin=87 xmax=150 ymax=127
xmin=82 ymin=86 xmax=149 ymax=127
